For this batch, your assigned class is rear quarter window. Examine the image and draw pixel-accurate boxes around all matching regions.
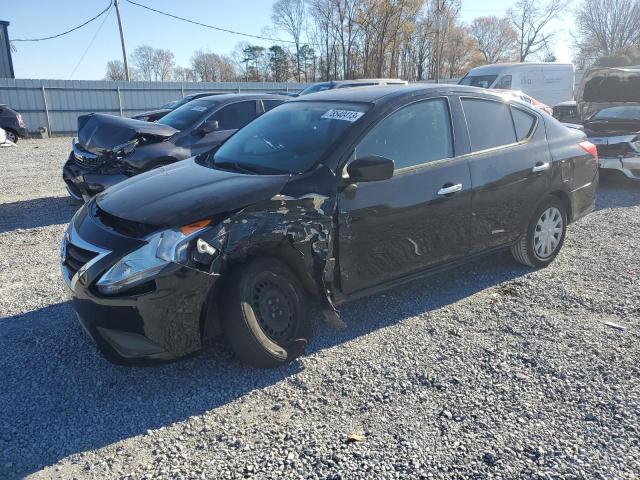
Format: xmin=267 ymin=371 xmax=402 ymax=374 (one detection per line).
xmin=511 ymin=107 xmax=537 ymax=141
xmin=462 ymin=98 xmax=517 ymax=151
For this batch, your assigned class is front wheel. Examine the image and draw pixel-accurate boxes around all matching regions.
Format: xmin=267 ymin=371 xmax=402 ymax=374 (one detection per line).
xmin=5 ymin=129 xmax=18 ymax=143
xmin=511 ymin=196 xmax=567 ymax=268
xmin=221 ymin=257 xmax=311 ymax=368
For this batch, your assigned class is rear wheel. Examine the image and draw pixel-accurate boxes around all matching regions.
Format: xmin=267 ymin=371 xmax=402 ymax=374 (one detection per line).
xmin=511 ymin=196 xmax=567 ymax=268
xmin=221 ymin=257 xmax=311 ymax=368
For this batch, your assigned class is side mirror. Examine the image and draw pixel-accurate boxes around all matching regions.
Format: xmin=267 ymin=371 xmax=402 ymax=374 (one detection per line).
xmin=199 ymin=120 xmax=219 ymax=134
xmin=346 ymin=155 xmax=394 ymax=183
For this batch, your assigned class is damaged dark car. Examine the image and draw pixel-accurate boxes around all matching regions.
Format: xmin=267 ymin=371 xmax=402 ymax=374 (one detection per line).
xmin=61 ymin=85 xmax=598 ymax=367
xmin=63 ymin=93 xmax=287 ymax=201
xmin=131 ymin=92 xmax=225 ymax=122
xmin=577 ymin=66 xmax=640 ymax=180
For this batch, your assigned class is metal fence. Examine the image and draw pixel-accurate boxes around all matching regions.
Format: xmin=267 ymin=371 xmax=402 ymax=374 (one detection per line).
xmin=0 ymin=79 xmax=311 ymax=135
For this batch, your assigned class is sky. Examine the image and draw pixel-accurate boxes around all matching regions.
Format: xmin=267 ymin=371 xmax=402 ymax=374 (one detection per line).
xmin=5 ymin=0 xmax=577 ymax=81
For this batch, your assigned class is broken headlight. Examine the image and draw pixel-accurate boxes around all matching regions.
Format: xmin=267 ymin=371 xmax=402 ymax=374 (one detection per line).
xmin=96 ymin=222 xmax=216 ymax=295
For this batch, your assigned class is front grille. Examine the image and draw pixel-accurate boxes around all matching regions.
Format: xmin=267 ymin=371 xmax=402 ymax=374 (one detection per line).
xmin=94 ymin=205 xmax=158 ymax=238
xmin=65 ymin=243 xmax=99 ymax=278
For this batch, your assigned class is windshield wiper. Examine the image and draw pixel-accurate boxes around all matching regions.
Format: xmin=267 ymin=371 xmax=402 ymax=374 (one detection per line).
xmin=213 ymin=161 xmax=264 ymax=174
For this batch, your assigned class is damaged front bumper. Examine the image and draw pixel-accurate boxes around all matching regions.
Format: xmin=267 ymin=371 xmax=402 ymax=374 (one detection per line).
xmin=62 ymin=142 xmax=130 ymax=201
xmin=598 ymin=156 xmax=640 ymax=180
xmin=61 ymin=209 xmax=219 ymax=365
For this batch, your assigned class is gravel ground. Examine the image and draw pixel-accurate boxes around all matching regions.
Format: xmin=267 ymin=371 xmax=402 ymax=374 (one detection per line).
xmin=1 ymin=137 xmax=639 ymax=480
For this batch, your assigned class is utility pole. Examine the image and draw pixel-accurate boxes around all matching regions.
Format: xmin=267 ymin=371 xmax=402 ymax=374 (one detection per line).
xmin=114 ymin=0 xmax=131 ymax=81
xmin=434 ymin=0 xmax=442 ymax=84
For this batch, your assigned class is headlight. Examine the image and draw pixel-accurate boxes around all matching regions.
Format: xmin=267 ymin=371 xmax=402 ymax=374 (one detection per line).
xmin=632 ymin=136 xmax=640 ymax=153
xmin=96 ymin=221 xmax=214 ymax=295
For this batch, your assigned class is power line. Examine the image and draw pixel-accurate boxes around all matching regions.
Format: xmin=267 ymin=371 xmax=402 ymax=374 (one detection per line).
xmin=11 ymin=2 xmax=113 ymax=42
xmin=124 ymin=0 xmax=296 ymax=45
xmin=69 ymin=3 xmax=114 ymax=79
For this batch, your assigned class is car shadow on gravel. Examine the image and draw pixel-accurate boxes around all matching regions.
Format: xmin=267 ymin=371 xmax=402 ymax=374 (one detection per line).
xmin=0 ymin=251 xmax=529 ymax=478
xmin=0 ymin=196 xmax=79 ymax=234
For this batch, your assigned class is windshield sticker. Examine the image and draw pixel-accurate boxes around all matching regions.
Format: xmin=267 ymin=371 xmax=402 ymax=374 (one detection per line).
xmin=321 ymin=109 xmax=364 ymax=122
xmin=190 ymin=106 xmax=208 ymax=112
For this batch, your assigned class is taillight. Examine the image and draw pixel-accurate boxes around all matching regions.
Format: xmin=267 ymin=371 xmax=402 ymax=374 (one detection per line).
xmin=579 ymin=141 xmax=598 ymax=162
xmin=17 ymin=113 xmax=25 ymax=128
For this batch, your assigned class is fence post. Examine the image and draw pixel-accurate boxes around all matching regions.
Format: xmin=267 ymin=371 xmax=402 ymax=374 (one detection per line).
xmin=116 ymin=86 xmax=123 ymax=117
xmin=41 ymin=85 xmax=51 ymax=137
xmin=181 ymin=84 xmax=185 ymax=98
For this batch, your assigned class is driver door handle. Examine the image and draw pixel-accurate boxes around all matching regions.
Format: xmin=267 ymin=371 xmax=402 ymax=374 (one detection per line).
xmin=437 ymin=183 xmax=463 ymax=196
xmin=532 ymin=162 xmax=550 ymax=173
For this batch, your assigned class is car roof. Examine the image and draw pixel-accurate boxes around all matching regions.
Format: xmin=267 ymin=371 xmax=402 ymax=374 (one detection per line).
xmin=191 ymin=93 xmax=290 ymax=104
xmin=290 ymin=83 xmax=508 ymax=105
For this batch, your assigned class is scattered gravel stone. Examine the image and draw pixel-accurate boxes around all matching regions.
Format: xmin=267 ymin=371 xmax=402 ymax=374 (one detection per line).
xmin=0 ymin=140 xmax=639 ymax=479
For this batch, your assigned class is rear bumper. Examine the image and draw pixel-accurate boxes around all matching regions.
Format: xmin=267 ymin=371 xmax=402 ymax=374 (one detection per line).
xmin=599 ymin=156 xmax=640 ymax=180
xmin=63 ymin=154 xmax=129 ymax=200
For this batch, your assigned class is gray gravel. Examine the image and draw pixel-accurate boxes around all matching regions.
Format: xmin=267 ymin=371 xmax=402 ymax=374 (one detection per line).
xmin=1 ymin=138 xmax=639 ymax=480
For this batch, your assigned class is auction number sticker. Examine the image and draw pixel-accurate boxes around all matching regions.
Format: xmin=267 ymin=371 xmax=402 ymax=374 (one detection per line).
xmin=191 ymin=106 xmax=208 ymax=112
xmin=321 ymin=109 xmax=364 ymax=122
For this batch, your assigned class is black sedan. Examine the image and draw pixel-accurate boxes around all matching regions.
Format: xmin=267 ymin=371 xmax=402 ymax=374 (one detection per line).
xmin=63 ymin=93 xmax=287 ymax=201
xmin=131 ymin=92 xmax=226 ymax=122
xmin=0 ymin=104 xmax=28 ymax=143
xmin=60 ymin=84 xmax=598 ymax=367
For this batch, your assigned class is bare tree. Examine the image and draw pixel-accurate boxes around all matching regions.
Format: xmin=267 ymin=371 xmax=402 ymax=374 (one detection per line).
xmin=153 ymin=49 xmax=175 ymax=81
xmin=271 ymin=0 xmax=306 ymax=81
xmin=173 ymin=66 xmax=196 ymax=82
xmin=105 ymin=60 xmax=127 ymax=80
xmin=470 ymin=16 xmax=518 ymax=63
xmin=129 ymin=45 xmax=156 ymax=81
xmin=576 ymin=0 xmax=640 ymax=59
xmin=508 ymin=0 xmax=569 ymax=62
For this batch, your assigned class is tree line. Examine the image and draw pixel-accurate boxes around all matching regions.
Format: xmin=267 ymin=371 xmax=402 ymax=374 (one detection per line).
xmin=105 ymin=0 xmax=640 ymax=83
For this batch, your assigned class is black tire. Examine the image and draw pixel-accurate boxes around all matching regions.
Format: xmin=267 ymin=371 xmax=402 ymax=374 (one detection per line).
xmin=221 ymin=257 xmax=311 ymax=368
xmin=511 ymin=196 xmax=567 ymax=268
xmin=5 ymin=129 xmax=18 ymax=143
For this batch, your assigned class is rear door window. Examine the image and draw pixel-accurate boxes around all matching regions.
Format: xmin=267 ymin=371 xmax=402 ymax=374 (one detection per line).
xmin=511 ymin=107 xmax=536 ymax=141
xmin=356 ymin=98 xmax=454 ymax=170
xmin=210 ymin=101 xmax=257 ymax=130
xmin=462 ymin=98 xmax=517 ymax=151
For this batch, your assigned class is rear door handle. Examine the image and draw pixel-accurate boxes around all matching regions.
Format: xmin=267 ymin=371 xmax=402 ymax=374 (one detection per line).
xmin=532 ymin=162 xmax=550 ymax=173
xmin=437 ymin=183 xmax=463 ymax=196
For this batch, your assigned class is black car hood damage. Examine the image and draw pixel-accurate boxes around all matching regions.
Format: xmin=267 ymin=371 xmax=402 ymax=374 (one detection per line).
xmin=95 ymin=158 xmax=291 ymax=227
xmin=77 ymin=113 xmax=178 ymax=155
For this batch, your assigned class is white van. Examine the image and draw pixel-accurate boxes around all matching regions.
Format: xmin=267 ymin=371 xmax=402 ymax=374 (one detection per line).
xmin=458 ymin=63 xmax=574 ymax=107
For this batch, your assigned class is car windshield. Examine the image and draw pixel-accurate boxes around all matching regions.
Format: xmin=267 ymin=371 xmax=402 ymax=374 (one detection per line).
xmin=591 ymin=106 xmax=640 ymax=121
xmin=206 ymin=101 xmax=370 ymax=174
xmin=458 ymin=75 xmax=498 ymax=88
xmin=299 ymin=82 xmax=334 ymax=95
xmin=157 ymin=99 xmax=216 ymax=130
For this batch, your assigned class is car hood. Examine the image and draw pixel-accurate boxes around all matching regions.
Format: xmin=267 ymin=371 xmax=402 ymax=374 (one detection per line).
xmin=77 ymin=113 xmax=178 ymax=155
xmin=95 ymin=158 xmax=291 ymax=228
xmin=577 ymin=67 xmax=640 ymax=119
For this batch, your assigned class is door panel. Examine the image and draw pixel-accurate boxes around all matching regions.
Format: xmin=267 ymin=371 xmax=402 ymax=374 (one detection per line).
xmin=464 ymin=103 xmax=552 ymax=252
xmin=338 ymin=158 xmax=472 ymax=294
